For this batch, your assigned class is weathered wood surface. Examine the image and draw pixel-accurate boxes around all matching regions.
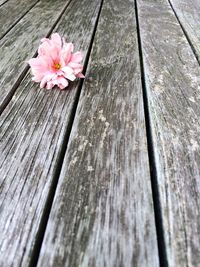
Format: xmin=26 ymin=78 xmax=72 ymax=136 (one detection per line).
xmin=0 ymin=0 xmax=9 ymax=6
xmin=0 ymin=0 xmax=71 ymax=113
xmin=169 ymin=0 xmax=200 ymax=62
xmin=137 ymin=0 xmax=200 ymax=266
xmin=37 ymin=0 xmax=159 ymax=266
xmin=0 ymin=0 xmax=39 ymax=40
xmin=0 ymin=0 xmax=102 ymax=266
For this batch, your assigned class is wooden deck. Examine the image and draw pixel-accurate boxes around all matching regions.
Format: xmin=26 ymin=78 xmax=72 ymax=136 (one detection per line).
xmin=0 ymin=0 xmax=200 ymax=266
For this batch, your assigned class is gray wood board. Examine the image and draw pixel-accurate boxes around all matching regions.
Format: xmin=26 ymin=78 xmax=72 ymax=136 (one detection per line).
xmin=0 ymin=0 xmax=70 ymax=113
xmin=137 ymin=0 xmax=200 ymax=266
xmin=0 ymin=0 xmax=9 ymax=6
xmin=0 ymin=0 xmax=39 ymax=39
xmin=169 ymin=0 xmax=200 ymax=62
xmin=37 ymin=0 xmax=159 ymax=266
xmin=0 ymin=0 xmax=8 ymax=6
xmin=0 ymin=0 xmax=102 ymax=266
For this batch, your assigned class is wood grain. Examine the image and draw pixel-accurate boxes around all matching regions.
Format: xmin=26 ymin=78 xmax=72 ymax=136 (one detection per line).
xmin=0 ymin=0 xmax=9 ymax=6
xmin=169 ymin=0 xmax=200 ymax=62
xmin=0 ymin=0 xmax=70 ymax=113
xmin=0 ymin=0 xmax=39 ymax=40
xmin=37 ymin=0 xmax=159 ymax=266
xmin=0 ymin=0 xmax=102 ymax=266
xmin=137 ymin=0 xmax=200 ymax=266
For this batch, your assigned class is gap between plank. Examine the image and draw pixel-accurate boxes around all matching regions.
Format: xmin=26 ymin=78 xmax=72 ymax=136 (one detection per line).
xmin=0 ymin=0 xmax=73 ymax=116
xmin=134 ymin=0 xmax=169 ymax=266
xmin=0 ymin=0 xmax=9 ymax=8
xmin=28 ymin=1 xmax=104 ymax=266
xmin=0 ymin=0 xmax=40 ymax=41
xmin=167 ymin=0 xmax=200 ymax=65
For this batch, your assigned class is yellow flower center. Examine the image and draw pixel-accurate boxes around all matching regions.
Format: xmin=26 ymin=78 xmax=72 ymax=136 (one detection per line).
xmin=54 ymin=63 xmax=61 ymax=70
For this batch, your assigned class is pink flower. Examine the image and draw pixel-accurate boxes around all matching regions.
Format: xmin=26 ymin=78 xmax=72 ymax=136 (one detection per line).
xmin=28 ymin=33 xmax=84 ymax=89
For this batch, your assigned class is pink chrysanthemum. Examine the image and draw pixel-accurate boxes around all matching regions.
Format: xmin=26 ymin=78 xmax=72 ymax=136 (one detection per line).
xmin=28 ymin=33 xmax=84 ymax=89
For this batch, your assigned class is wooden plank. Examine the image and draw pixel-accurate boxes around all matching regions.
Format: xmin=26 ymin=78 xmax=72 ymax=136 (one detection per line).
xmin=137 ymin=0 xmax=200 ymax=266
xmin=37 ymin=0 xmax=159 ymax=266
xmin=0 ymin=0 xmax=39 ymax=40
xmin=0 ymin=0 xmax=102 ymax=266
xmin=169 ymin=0 xmax=200 ymax=62
xmin=0 ymin=0 xmax=9 ymax=6
xmin=0 ymin=0 xmax=71 ymax=113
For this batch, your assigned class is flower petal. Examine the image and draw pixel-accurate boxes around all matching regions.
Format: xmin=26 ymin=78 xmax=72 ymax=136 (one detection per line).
xmin=71 ymin=51 xmax=83 ymax=63
xmin=40 ymin=76 xmax=48 ymax=88
xmin=29 ymin=33 xmax=85 ymax=89
xmin=61 ymin=66 xmax=76 ymax=81
xmin=51 ymin=33 xmax=62 ymax=48
xmin=57 ymin=77 xmax=69 ymax=89
xmin=76 ymin=72 xmax=85 ymax=78
xmin=46 ymin=81 xmax=54 ymax=90
xmin=62 ymin=43 xmax=74 ymax=64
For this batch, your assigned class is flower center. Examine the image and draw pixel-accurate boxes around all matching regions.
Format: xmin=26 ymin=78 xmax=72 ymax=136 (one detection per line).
xmin=54 ymin=63 xmax=61 ymax=70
